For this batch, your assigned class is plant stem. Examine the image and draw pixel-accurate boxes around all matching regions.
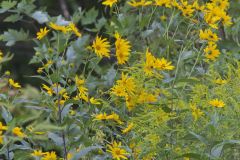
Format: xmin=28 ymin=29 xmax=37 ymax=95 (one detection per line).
xmin=7 ymin=145 xmax=10 ymax=160
xmin=56 ymin=84 xmax=68 ymax=160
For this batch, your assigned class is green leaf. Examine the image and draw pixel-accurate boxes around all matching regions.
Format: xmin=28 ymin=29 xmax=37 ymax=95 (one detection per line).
xmin=49 ymin=72 xmax=61 ymax=83
xmin=95 ymin=17 xmax=107 ymax=31
xmin=1 ymin=106 xmax=13 ymax=123
xmin=31 ymin=11 xmax=49 ymax=24
xmin=211 ymin=140 xmax=240 ymax=158
xmin=48 ymin=132 xmax=63 ymax=146
xmin=72 ymin=35 xmax=89 ymax=53
xmin=0 ymin=29 xmax=29 ymax=46
xmin=72 ymin=146 xmax=103 ymax=160
xmin=17 ymin=0 xmax=36 ymax=15
xmin=4 ymin=14 xmax=23 ymax=22
xmin=0 ymin=0 xmax=17 ymax=13
xmin=188 ymin=131 xmax=209 ymax=145
xmin=61 ymin=104 xmax=71 ymax=121
xmin=81 ymin=8 xmax=98 ymax=25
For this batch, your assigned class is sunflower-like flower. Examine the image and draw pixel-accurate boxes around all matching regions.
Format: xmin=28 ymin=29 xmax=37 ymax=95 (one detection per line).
xmin=209 ymin=98 xmax=225 ymax=108
xmin=36 ymin=27 xmax=49 ymax=40
xmin=107 ymin=141 xmax=129 ymax=160
xmin=102 ymin=0 xmax=118 ymax=7
xmin=92 ymin=36 xmax=111 ymax=58
xmin=8 ymin=78 xmax=21 ymax=89
xmin=115 ymin=32 xmax=131 ymax=64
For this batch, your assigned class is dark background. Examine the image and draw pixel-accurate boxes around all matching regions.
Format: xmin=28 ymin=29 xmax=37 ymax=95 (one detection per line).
xmin=0 ymin=0 xmax=104 ymax=87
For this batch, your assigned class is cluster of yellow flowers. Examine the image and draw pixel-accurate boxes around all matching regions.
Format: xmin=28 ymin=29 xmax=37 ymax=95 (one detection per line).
xmin=74 ymin=76 xmax=101 ymax=105
xmin=102 ymin=0 xmax=231 ymax=24
xmin=144 ymin=48 xmax=174 ymax=76
xmin=37 ymin=60 xmax=53 ymax=74
xmin=36 ymin=22 xmax=81 ymax=40
xmin=190 ymin=104 xmax=204 ymax=121
xmin=42 ymin=83 xmax=70 ymax=106
xmin=42 ymin=76 xmax=101 ymax=106
xmin=199 ymin=28 xmax=221 ymax=61
xmin=91 ymin=32 xmax=131 ymax=65
xmin=111 ymin=72 xmax=157 ymax=111
xmin=101 ymin=0 xmax=232 ymax=62
xmin=0 ymin=122 xmax=26 ymax=144
xmin=32 ymin=148 xmax=75 ymax=160
xmin=94 ymin=112 xmax=123 ymax=124
xmin=0 ymin=122 xmax=8 ymax=144
xmin=30 ymin=1 xmax=233 ymax=159
xmin=31 ymin=150 xmax=60 ymax=160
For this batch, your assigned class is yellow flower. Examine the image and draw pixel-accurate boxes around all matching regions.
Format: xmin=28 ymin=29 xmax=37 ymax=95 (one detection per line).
xmin=115 ymin=32 xmax=131 ymax=64
xmin=106 ymin=113 xmax=123 ymax=124
xmin=74 ymin=76 xmax=89 ymax=102
xmin=160 ymin=15 xmax=167 ymax=21
xmin=177 ymin=0 xmax=194 ymax=17
xmin=92 ymin=36 xmax=111 ymax=58
xmin=155 ymin=58 xmax=174 ymax=70
xmin=193 ymin=1 xmax=205 ymax=11
xmin=203 ymin=0 xmax=231 ymax=29
xmin=209 ymin=99 xmax=225 ymax=108
xmin=214 ymin=78 xmax=227 ymax=85
xmin=137 ymin=90 xmax=158 ymax=104
xmin=38 ymin=60 xmax=53 ymax=73
xmin=155 ymin=0 xmax=173 ymax=8
xmin=12 ymin=127 xmax=25 ymax=138
xmin=102 ymin=0 xmax=118 ymax=7
xmin=36 ymin=27 xmax=49 ymax=40
xmin=75 ymin=92 xmax=89 ymax=102
xmin=42 ymin=151 xmax=57 ymax=160
xmin=8 ymin=78 xmax=21 ymax=89
xmin=75 ymin=76 xmax=85 ymax=86
xmin=42 ymin=84 xmax=54 ymax=96
xmin=204 ymin=42 xmax=220 ymax=61
xmin=37 ymin=67 xmax=43 ymax=73
xmin=68 ymin=22 xmax=81 ymax=37
xmin=107 ymin=141 xmax=129 ymax=160
xmin=67 ymin=153 xmax=73 ymax=159
xmin=122 ymin=123 xmax=134 ymax=134
xmin=128 ymin=0 xmax=152 ymax=7
xmin=31 ymin=150 xmax=45 ymax=157
xmin=49 ymin=22 xmax=68 ymax=33
xmin=111 ymin=73 xmax=136 ymax=97
xmin=94 ymin=113 xmax=108 ymax=120
xmin=111 ymin=84 xmax=127 ymax=97
xmin=144 ymin=48 xmax=156 ymax=76
xmin=90 ymin=97 xmax=101 ymax=105
xmin=5 ymin=70 xmax=11 ymax=76
xmin=190 ymin=104 xmax=204 ymax=121
xmin=211 ymin=0 xmax=229 ymax=10
xmin=125 ymin=94 xmax=138 ymax=111
xmin=199 ymin=29 xmax=219 ymax=42
xmin=0 ymin=122 xmax=8 ymax=131
xmin=0 ymin=131 xmax=3 ymax=144
xmin=0 ymin=50 xmax=3 ymax=61
xmin=222 ymin=14 xmax=232 ymax=26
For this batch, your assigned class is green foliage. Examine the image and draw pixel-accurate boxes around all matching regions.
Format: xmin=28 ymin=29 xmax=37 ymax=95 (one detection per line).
xmin=0 ymin=0 xmax=240 ymax=160
xmin=0 ymin=29 xmax=29 ymax=46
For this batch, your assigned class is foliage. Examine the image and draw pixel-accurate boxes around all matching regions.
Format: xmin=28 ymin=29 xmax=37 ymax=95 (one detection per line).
xmin=0 ymin=0 xmax=240 ymax=160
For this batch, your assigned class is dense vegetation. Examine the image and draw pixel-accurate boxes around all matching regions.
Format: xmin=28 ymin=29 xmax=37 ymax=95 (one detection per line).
xmin=0 ymin=0 xmax=240 ymax=159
